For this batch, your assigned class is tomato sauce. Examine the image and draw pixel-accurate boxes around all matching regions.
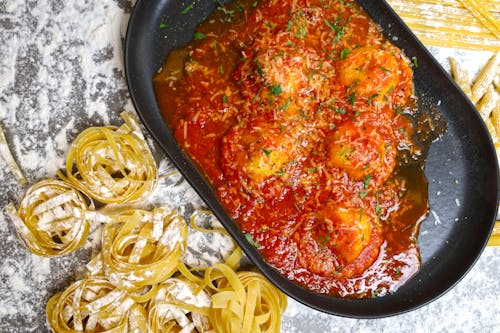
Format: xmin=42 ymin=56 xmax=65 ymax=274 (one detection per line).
xmin=154 ymin=0 xmax=429 ymax=297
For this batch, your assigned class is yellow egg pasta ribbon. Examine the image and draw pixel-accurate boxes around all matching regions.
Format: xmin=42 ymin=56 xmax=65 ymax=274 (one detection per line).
xmin=46 ymin=275 xmax=150 ymax=333
xmin=199 ymin=248 xmax=287 ymax=333
xmin=58 ymin=112 xmax=157 ymax=204
xmin=7 ymin=179 xmax=92 ymax=257
xmin=101 ymin=207 xmax=188 ymax=298
xmin=0 ymin=123 xmax=26 ymax=185
xmin=147 ymin=278 xmax=213 ymax=333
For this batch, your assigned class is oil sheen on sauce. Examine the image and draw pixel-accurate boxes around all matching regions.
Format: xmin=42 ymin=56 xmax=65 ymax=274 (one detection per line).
xmin=154 ymin=0 xmax=437 ymax=298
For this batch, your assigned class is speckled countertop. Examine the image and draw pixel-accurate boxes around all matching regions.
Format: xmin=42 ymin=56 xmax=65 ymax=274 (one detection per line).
xmin=0 ymin=1 xmax=499 ymax=332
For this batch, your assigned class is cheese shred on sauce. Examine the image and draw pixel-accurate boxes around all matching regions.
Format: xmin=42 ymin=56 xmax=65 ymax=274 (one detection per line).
xmin=154 ymin=0 xmax=430 ymax=298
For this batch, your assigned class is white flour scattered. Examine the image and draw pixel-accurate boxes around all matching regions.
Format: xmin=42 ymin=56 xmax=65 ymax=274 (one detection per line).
xmin=0 ymin=1 xmax=499 ymax=332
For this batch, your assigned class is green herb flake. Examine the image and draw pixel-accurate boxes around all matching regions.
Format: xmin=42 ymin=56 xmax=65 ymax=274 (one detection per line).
xmin=219 ymin=64 xmax=225 ymax=74
xmin=329 ymin=123 xmax=336 ymax=130
xmin=274 ymin=167 xmax=286 ymax=177
xmin=398 ymin=127 xmax=408 ymax=136
xmin=261 ymin=148 xmax=273 ymax=156
xmin=347 ymin=91 xmax=356 ymax=105
xmin=269 ymin=84 xmax=283 ymax=96
xmin=359 ymin=191 xmax=368 ymax=198
xmin=334 ymin=107 xmax=346 ymax=115
xmin=222 ymin=95 xmax=228 ymax=104
xmin=194 ymin=32 xmax=206 ymax=40
xmin=363 ymin=174 xmax=373 ymax=189
xmin=252 ymin=0 xmax=258 ymax=7
xmin=323 ymin=18 xmax=336 ymax=31
xmin=339 ymin=146 xmax=353 ymax=158
xmin=375 ymin=191 xmax=381 ymax=215
xmin=181 ymin=3 xmax=194 ymax=14
xmin=340 ymin=48 xmax=350 ymax=59
xmin=245 ymin=233 xmax=260 ymax=247
xmin=412 ymin=56 xmax=419 ymax=68
xmin=159 ymin=23 xmax=169 ymax=29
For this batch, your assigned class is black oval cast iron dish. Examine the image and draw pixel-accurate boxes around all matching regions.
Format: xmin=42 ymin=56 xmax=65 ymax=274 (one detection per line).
xmin=124 ymin=0 xmax=499 ymax=318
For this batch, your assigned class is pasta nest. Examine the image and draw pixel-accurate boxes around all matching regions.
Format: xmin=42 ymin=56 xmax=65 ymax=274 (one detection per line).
xmin=46 ymin=275 xmax=149 ymax=333
xmin=7 ymin=179 xmax=92 ymax=257
xmin=205 ymin=263 xmax=288 ymax=333
xmin=100 ymin=208 xmax=188 ymax=296
xmin=60 ymin=112 xmax=157 ymax=204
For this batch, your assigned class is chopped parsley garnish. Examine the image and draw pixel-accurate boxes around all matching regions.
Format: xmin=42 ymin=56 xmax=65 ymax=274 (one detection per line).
xmin=194 ymin=32 xmax=206 ymax=40
xmin=359 ymin=191 xmax=368 ymax=198
xmin=261 ymin=148 xmax=273 ymax=156
xmin=270 ymin=84 xmax=283 ymax=96
xmin=334 ymin=107 xmax=346 ymax=115
xmin=323 ymin=18 xmax=336 ymax=31
xmin=324 ymin=16 xmax=345 ymax=42
xmin=245 ymin=233 xmax=260 ymax=247
xmin=339 ymin=146 xmax=353 ymax=157
xmin=398 ymin=127 xmax=408 ymax=136
xmin=340 ymin=48 xmax=350 ymax=59
xmin=347 ymin=91 xmax=356 ymax=105
xmin=181 ymin=3 xmax=194 ymax=14
xmin=219 ymin=64 xmax=225 ymax=74
xmin=363 ymin=174 xmax=372 ymax=189
xmin=222 ymin=95 xmax=228 ymax=104
xmin=329 ymin=123 xmax=336 ymax=130
xmin=412 ymin=56 xmax=419 ymax=68
xmin=274 ymin=167 xmax=286 ymax=176
xmin=159 ymin=23 xmax=168 ymax=29
xmin=252 ymin=0 xmax=259 ymax=7
xmin=264 ymin=20 xmax=275 ymax=29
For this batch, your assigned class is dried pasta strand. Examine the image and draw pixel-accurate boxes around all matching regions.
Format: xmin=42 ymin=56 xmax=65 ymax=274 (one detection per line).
xmin=0 ymin=123 xmax=26 ymax=185
xmin=387 ymin=0 xmax=500 ymax=51
xmin=450 ymin=57 xmax=473 ymax=99
xmin=147 ymin=278 xmax=213 ymax=333
xmin=7 ymin=180 xmax=92 ymax=257
xmin=58 ymin=112 xmax=157 ymax=204
xmin=190 ymin=209 xmax=231 ymax=237
xmin=46 ymin=276 xmax=150 ymax=333
xmin=478 ymin=85 xmax=500 ymax=120
xmin=494 ymin=74 xmax=500 ymax=94
xmin=488 ymin=221 xmax=500 ymax=246
xmin=485 ymin=118 xmax=498 ymax=143
xmin=457 ymin=0 xmax=500 ymax=39
xmin=491 ymin=101 xmax=500 ymax=135
xmin=101 ymin=207 xmax=188 ymax=297
xmin=205 ymin=263 xmax=287 ymax=333
xmin=471 ymin=52 xmax=500 ymax=104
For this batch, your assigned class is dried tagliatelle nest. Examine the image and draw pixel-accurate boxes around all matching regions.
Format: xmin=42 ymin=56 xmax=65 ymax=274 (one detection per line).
xmin=46 ymin=275 xmax=150 ymax=332
xmin=6 ymin=111 xmax=287 ymax=332
xmin=6 ymin=180 xmax=93 ymax=257
xmin=58 ymin=111 xmax=158 ymax=204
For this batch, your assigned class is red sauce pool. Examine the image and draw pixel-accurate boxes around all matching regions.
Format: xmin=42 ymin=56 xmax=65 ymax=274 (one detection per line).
xmin=154 ymin=0 xmax=429 ymax=298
